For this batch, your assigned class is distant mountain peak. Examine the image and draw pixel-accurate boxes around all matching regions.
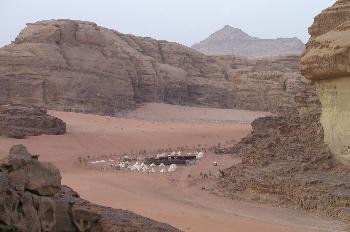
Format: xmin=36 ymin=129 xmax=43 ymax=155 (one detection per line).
xmin=204 ymin=25 xmax=255 ymax=42
xmin=192 ymin=25 xmax=305 ymax=58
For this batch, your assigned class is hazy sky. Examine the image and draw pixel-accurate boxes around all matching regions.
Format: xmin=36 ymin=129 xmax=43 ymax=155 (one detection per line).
xmin=1 ymin=0 xmax=336 ymax=47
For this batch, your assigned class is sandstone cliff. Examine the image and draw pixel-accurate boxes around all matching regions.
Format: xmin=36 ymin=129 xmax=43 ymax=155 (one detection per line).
xmin=192 ymin=25 xmax=305 ymax=58
xmin=0 ymin=145 xmax=181 ymax=232
xmin=216 ymin=0 xmax=350 ymax=224
xmin=300 ymin=0 xmax=350 ymax=164
xmin=0 ymin=20 xmax=303 ymax=115
xmin=216 ymin=81 xmax=350 ymax=223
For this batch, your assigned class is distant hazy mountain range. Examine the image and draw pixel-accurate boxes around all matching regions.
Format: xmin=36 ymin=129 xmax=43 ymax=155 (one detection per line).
xmin=192 ymin=25 xmax=305 ymax=59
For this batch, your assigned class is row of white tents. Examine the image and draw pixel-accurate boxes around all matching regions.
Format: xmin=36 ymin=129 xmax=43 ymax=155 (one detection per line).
xmin=89 ymin=151 xmax=205 ymax=173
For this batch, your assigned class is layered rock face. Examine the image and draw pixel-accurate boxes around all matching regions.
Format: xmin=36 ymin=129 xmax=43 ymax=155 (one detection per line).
xmin=192 ymin=25 xmax=305 ymax=58
xmin=301 ymin=0 xmax=350 ymax=164
xmin=0 ymin=145 xmax=180 ymax=232
xmin=216 ymin=84 xmax=350 ymax=222
xmin=216 ymin=1 xmax=350 ymax=222
xmin=0 ymin=20 xmax=303 ymax=115
xmin=0 ymin=104 xmax=66 ymax=139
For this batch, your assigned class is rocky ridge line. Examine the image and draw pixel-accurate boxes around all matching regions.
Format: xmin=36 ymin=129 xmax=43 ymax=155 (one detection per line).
xmin=192 ymin=25 xmax=305 ymax=58
xmin=0 ymin=20 xmax=304 ymax=115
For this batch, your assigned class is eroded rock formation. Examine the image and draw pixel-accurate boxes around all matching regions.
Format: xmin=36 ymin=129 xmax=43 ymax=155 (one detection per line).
xmin=192 ymin=25 xmax=305 ymax=58
xmin=216 ymin=83 xmax=350 ymax=222
xmin=0 ymin=145 xmax=181 ymax=232
xmin=216 ymin=0 xmax=350 ymax=223
xmin=300 ymin=0 xmax=350 ymax=164
xmin=0 ymin=104 xmax=66 ymax=139
xmin=0 ymin=19 xmax=303 ymax=115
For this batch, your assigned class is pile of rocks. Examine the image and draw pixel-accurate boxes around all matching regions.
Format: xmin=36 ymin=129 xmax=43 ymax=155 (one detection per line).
xmin=0 ymin=104 xmax=66 ymax=139
xmin=0 ymin=145 xmax=180 ymax=231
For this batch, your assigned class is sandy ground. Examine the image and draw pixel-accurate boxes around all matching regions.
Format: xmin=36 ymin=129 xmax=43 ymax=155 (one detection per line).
xmin=0 ymin=107 xmax=251 ymax=171
xmin=64 ymin=170 xmax=344 ymax=232
xmin=0 ymin=104 xmax=346 ymax=232
xmin=125 ymin=103 xmax=270 ymax=123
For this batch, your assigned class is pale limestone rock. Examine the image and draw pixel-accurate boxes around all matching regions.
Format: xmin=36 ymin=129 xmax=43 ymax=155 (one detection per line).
xmin=301 ymin=0 xmax=350 ymax=164
xmin=316 ymin=78 xmax=350 ymax=164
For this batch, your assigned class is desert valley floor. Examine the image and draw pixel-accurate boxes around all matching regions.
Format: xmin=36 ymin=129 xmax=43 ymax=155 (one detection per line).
xmin=0 ymin=103 xmax=346 ymax=232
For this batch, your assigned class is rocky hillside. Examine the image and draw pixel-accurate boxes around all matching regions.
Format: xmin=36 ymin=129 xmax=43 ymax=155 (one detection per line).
xmin=301 ymin=0 xmax=350 ymax=165
xmin=216 ymin=0 xmax=350 ymax=224
xmin=0 ymin=20 xmax=303 ymax=115
xmin=217 ymin=98 xmax=350 ymax=223
xmin=216 ymin=80 xmax=350 ymax=223
xmin=192 ymin=25 xmax=305 ymax=58
xmin=0 ymin=145 xmax=181 ymax=232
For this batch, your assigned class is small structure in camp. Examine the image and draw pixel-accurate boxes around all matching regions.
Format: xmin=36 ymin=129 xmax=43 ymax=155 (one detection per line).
xmin=145 ymin=155 xmax=196 ymax=166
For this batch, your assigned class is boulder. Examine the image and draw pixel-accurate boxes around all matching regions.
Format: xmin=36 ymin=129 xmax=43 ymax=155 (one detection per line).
xmin=0 ymin=104 xmax=66 ymax=139
xmin=0 ymin=145 xmax=181 ymax=232
xmin=4 ymin=144 xmax=62 ymax=196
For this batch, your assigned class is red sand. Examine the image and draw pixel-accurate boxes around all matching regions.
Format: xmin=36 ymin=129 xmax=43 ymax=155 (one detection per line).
xmin=0 ymin=109 xmax=251 ymax=171
xmin=0 ymin=104 xmax=345 ymax=232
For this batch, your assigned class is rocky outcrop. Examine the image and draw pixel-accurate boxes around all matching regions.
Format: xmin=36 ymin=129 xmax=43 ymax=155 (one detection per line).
xmin=217 ymin=111 xmax=350 ymax=222
xmin=0 ymin=104 xmax=66 ymax=139
xmin=216 ymin=83 xmax=350 ymax=222
xmin=300 ymin=0 xmax=350 ymax=164
xmin=192 ymin=25 xmax=305 ymax=58
xmin=0 ymin=145 xmax=181 ymax=232
xmin=294 ymin=83 xmax=321 ymax=116
xmin=0 ymin=19 xmax=303 ymax=115
xmin=215 ymin=1 xmax=350 ymax=222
